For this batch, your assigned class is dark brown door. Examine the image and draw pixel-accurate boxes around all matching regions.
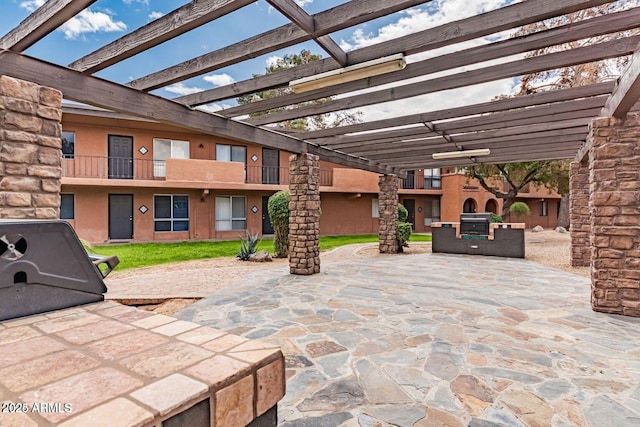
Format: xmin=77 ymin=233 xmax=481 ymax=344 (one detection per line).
xmin=403 ymin=199 xmax=416 ymax=230
xmin=108 ymin=135 xmax=133 ymax=179
xmin=262 ymin=196 xmax=275 ymax=235
xmin=109 ymin=194 xmax=133 ymax=239
xmin=262 ymin=148 xmax=279 ymax=184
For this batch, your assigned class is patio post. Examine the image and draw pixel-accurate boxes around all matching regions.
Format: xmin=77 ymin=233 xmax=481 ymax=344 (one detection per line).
xmin=288 ymin=153 xmax=321 ymax=275
xmin=589 ymin=113 xmax=640 ymax=317
xmin=0 ymin=76 xmax=62 ymax=219
xmin=569 ymin=159 xmax=590 ymax=267
xmin=378 ymin=174 xmax=399 ymax=253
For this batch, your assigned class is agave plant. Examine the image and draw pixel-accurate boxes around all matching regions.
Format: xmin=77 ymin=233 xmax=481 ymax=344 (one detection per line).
xmin=237 ymin=231 xmax=262 ymax=261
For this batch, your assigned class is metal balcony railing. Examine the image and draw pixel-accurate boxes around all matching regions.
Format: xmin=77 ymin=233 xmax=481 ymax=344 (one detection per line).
xmin=61 ymin=156 xmax=164 ymax=180
xmin=245 ymin=165 xmax=333 ymax=186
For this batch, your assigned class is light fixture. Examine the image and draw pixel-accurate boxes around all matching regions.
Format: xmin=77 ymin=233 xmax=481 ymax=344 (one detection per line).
xmin=432 ymin=148 xmax=491 ymax=160
xmin=289 ymin=54 xmax=406 ymax=93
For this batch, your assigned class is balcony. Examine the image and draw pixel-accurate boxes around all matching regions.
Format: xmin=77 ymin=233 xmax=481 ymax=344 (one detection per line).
xmin=400 ymin=174 xmax=442 ymax=190
xmin=62 ymin=156 xmax=334 ymax=187
xmin=62 ymin=156 xmax=161 ymax=180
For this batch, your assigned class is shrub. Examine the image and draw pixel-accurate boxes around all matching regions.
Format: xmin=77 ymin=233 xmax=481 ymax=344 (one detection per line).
xmin=267 ymin=190 xmax=290 ymax=257
xmin=237 ymin=231 xmax=261 ymax=261
xmin=398 ymin=204 xmax=408 ymax=222
xmin=396 ymin=222 xmax=412 ymax=252
xmin=488 ymin=212 xmax=503 ymax=223
xmin=509 ymin=202 xmax=531 ymax=218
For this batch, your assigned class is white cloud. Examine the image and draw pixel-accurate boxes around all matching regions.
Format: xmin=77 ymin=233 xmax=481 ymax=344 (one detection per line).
xmin=196 ymin=103 xmax=233 ymax=113
xmin=294 ymin=0 xmax=313 ymax=7
xmin=165 ymin=83 xmax=204 ymax=96
xmin=266 ymin=56 xmax=282 ymax=68
xmin=148 ymin=11 xmax=164 ymax=20
xmin=61 ymin=9 xmax=127 ymax=39
xmin=340 ymin=0 xmax=511 ymax=51
xmin=19 ymin=0 xmax=45 ymax=12
xmin=123 ymin=0 xmax=149 ymax=5
xmin=203 ymin=74 xmax=236 ymax=87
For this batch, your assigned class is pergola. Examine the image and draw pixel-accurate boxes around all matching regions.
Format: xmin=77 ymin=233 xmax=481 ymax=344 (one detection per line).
xmin=1 ymin=0 xmax=640 ymax=313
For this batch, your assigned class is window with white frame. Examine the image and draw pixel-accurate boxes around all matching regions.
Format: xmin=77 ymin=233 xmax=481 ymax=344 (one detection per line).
xmin=154 ymin=195 xmax=189 ymax=232
xmin=372 ymin=198 xmax=379 ymax=218
xmin=153 ymin=139 xmax=189 ymax=177
xmin=61 ymin=131 xmax=75 ymax=159
xmin=60 ymin=194 xmax=74 ymax=220
xmin=424 ymin=168 xmax=441 ymax=189
xmin=215 ymin=196 xmax=246 ymax=230
xmin=540 ymin=200 xmax=548 ymax=217
xmin=424 ymin=199 xmax=441 ymax=226
xmin=216 ymin=144 xmax=246 ymax=163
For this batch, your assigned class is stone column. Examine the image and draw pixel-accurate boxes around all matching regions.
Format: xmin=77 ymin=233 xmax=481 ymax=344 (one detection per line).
xmin=589 ymin=114 xmax=640 ymax=317
xmin=0 ymin=76 xmax=62 ymax=219
xmin=569 ymin=160 xmax=591 ymax=267
xmin=378 ymin=174 xmax=399 ymax=253
xmin=288 ymin=153 xmax=320 ymax=275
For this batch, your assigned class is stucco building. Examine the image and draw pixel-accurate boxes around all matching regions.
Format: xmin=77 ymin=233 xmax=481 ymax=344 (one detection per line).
xmin=60 ymin=105 xmax=559 ymax=244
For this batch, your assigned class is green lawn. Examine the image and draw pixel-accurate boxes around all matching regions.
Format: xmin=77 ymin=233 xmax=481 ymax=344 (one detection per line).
xmin=93 ymin=234 xmax=431 ymax=270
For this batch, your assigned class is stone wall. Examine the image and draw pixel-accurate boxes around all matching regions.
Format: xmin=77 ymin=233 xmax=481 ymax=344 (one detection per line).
xmin=0 ymin=76 xmax=62 ymax=219
xmin=569 ymin=160 xmax=591 ymax=267
xmin=288 ymin=153 xmax=320 ymax=275
xmin=378 ymin=174 xmax=399 ymax=253
xmin=589 ymin=114 xmax=640 ymax=316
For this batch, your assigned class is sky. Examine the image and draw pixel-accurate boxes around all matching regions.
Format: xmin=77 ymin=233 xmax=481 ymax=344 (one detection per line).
xmin=1 ymin=0 xmax=521 ymax=122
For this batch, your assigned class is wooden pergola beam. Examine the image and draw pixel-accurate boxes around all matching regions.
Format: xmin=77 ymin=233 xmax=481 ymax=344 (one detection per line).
xmin=247 ymin=35 xmax=640 ymax=125
xmin=266 ymin=0 xmax=347 ymax=66
xmin=0 ymin=50 xmax=397 ymax=176
xmin=68 ymin=0 xmax=255 ymax=74
xmin=302 ymin=82 xmax=614 ymax=140
xmin=174 ymin=0 xmax=615 ymax=106
xmin=222 ymin=7 xmax=640 ymax=118
xmin=0 ymin=0 xmax=97 ymax=51
xmin=127 ymin=0 xmax=424 ymax=91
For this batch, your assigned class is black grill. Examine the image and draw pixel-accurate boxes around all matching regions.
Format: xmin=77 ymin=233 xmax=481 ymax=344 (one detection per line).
xmin=459 ymin=213 xmax=492 ymax=235
xmin=0 ymin=220 xmax=118 ymax=321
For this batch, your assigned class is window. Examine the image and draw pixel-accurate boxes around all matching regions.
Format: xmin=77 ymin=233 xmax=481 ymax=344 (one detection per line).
xmin=154 ymin=195 xmax=189 ymax=232
xmin=153 ymin=139 xmax=189 ymax=177
xmin=540 ymin=200 xmax=548 ymax=217
xmin=215 ymin=196 xmax=246 ymax=230
xmin=60 ymin=194 xmax=74 ymax=219
xmin=424 ymin=199 xmax=441 ymax=226
xmin=424 ymin=168 xmax=441 ymax=189
xmin=61 ymin=131 xmax=75 ymax=159
xmin=372 ymin=198 xmax=379 ymax=218
xmin=216 ymin=144 xmax=246 ymax=163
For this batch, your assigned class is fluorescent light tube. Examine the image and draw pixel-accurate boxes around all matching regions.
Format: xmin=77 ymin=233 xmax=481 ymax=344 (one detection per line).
xmin=289 ymin=54 xmax=406 ymax=93
xmin=432 ymin=148 xmax=491 ymax=160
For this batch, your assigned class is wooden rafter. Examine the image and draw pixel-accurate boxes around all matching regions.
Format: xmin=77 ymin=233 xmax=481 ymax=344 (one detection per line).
xmin=0 ymin=0 xmax=97 ymax=51
xmin=127 ymin=0 xmax=426 ymax=91
xmin=301 ymin=83 xmax=614 ymax=140
xmin=68 ymin=0 xmax=255 ymax=74
xmin=266 ymin=0 xmax=347 ymax=66
xmin=221 ymin=7 xmax=640 ymax=118
xmin=174 ymin=0 xmax=616 ymax=106
xmin=246 ymin=35 xmax=640 ymax=125
xmin=0 ymin=50 xmax=397 ymax=176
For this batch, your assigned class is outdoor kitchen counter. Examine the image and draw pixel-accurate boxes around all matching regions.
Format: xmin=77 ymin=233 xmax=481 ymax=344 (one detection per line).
xmin=0 ymin=301 xmax=284 ymax=427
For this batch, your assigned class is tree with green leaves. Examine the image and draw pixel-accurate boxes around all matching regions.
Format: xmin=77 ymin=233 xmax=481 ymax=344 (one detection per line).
xmin=237 ymin=49 xmax=362 ymax=130
xmin=469 ymin=1 xmax=638 ymax=225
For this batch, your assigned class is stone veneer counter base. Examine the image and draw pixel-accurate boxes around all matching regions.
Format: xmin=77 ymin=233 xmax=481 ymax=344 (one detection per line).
xmin=0 ymin=301 xmax=284 ymax=426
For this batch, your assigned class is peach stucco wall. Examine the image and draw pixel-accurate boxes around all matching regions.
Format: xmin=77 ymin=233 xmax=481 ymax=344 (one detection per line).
xmin=166 ymin=158 xmax=245 ymax=184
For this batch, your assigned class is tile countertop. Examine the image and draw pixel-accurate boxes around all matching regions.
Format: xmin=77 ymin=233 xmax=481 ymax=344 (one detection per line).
xmin=0 ymin=301 xmax=285 ymax=427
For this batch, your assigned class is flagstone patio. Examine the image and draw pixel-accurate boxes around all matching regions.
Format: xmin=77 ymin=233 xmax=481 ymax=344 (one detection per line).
xmin=176 ymin=250 xmax=640 ymax=427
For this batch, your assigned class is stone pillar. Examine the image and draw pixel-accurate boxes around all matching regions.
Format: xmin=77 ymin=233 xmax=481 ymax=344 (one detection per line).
xmin=589 ymin=114 xmax=640 ymax=316
xmin=288 ymin=153 xmax=320 ymax=275
xmin=0 ymin=76 xmax=62 ymax=219
xmin=378 ymin=174 xmax=399 ymax=253
xmin=569 ymin=160 xmax=591 ymax=267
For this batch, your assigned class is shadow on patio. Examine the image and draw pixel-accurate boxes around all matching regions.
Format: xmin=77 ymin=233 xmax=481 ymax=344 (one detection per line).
xmin=176 ymin=251 xmax=640 ymax=426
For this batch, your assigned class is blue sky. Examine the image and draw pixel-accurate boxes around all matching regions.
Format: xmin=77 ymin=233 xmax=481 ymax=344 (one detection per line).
xmin=2 ymin=0 xmax=519 ymax=119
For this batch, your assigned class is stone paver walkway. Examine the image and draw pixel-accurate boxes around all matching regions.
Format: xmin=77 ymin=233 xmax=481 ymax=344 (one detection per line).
xmin=175 ymin=251 xmax=640 ymax=427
